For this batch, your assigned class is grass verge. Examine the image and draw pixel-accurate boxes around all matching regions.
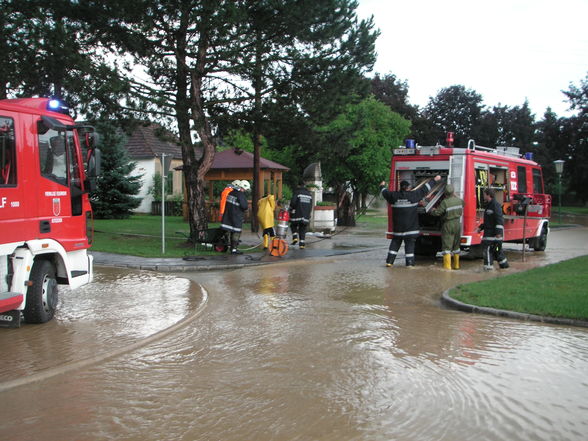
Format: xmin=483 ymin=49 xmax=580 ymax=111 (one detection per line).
xmin=92 ymin=215 xmax=235 ymax=258
xmin=560 ymin=206 xmax=588 ymax=216
xmin=449 ymin=255 xmax=588 ymax=321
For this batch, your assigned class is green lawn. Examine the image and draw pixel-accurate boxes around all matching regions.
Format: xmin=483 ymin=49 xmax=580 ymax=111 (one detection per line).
xmin=560 ymin=206 xmax=588 ymax=216
xmin=91 ymin=215 xmax=234 ymax=257
xmin=450 ymin=255 xmax=588 ymax=321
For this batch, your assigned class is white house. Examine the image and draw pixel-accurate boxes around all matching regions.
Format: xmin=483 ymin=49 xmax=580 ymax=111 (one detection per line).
xmin=124 ymin=123 xmax=184 ymax=213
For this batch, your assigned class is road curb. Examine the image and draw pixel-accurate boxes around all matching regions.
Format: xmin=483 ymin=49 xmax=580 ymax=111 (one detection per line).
xmin=92 ymin=247 xmax=380 ymax=272
xmin=441 ymin=289 xmax=588 ymax=328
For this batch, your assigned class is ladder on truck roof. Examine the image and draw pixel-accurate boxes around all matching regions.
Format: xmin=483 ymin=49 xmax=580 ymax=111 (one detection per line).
xmin=467 ymin=139 xmax=521 ymax=158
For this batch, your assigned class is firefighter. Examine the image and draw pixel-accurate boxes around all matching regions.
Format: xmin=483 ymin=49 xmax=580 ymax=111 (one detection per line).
xmin=477 ymin=188 xmax=509 ymax=270
xmin=289 ymin=181 xmax=313 ymax=249
xmin=380 ymin=175 xmax=441 ymax=267
xmin=218 ymin=181 xmax=236 ymax=221
xmin=431 ymin=184 xmax=464 ymax=270
xmin=257 ymin=193 xmax=276 ymax=250
xmin=220 ymin=180 xmax=250 ymax=255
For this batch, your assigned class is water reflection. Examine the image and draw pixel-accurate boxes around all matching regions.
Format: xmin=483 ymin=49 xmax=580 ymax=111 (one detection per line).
xmin=0 ymin=229 xmax=587 ymax=441
xmin=0 ymin=268 xmax=196 ymax=382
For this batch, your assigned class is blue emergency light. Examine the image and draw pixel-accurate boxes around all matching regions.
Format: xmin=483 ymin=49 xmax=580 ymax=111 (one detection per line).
xmin=47 ymin=98 xmax=70 ymax=114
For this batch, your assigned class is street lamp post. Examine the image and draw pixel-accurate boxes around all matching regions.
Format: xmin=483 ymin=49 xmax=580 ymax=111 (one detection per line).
xmin=553 ymin=160 xmax=564 ymax=224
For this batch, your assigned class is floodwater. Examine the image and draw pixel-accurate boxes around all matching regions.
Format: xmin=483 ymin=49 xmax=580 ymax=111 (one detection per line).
xmin=1 ymin=227 xmax=588 ymax=441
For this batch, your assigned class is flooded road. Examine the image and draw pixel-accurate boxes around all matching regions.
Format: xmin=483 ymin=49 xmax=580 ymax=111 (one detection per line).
xmin=1 ymin=227 xmax=587 ymax=441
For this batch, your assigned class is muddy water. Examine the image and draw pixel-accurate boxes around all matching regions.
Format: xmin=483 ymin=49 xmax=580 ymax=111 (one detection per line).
xmin=1 ymin=229 xmax=587 ymax=441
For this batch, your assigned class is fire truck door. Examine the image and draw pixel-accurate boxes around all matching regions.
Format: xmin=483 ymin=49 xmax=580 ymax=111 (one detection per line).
xmin=37 ymin=122 xmax=73 ymax=221
xmin=0 ymin=115 xmax=24 ymax=225
xmin=65 ymin=131 xmax=84 ymax=216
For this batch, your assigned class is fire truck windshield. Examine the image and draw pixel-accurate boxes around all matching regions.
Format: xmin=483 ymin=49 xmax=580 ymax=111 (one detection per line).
xmin=37 ymin=122 xmax=81 ymax=188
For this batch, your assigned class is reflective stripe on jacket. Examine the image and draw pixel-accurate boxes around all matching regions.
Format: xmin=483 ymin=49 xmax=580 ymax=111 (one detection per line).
xmin=431 ymin=195 xmax=464 ymax=222
xmin=381 ymin=179 xmax=435 ymax=236
xmin=220 ymin=189 xmax=248 ymax=232
xmin=289 ymin=187 xmax=312 ymax=223
xmin=480 ymin=198 xmax=504 ymax=237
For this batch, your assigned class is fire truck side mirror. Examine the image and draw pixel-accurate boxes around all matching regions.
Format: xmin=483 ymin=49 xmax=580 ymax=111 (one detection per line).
xmin=84 ymin=131 xmax=99 ymax=149
xmin=85 ymin=148 xmax=101 ymax=192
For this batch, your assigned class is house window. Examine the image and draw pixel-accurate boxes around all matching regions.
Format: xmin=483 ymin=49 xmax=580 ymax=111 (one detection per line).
xmin=166 ymin=171 xmax=173 ymax=195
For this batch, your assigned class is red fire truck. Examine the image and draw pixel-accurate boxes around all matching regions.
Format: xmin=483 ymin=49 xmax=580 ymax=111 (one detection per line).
xmin=0 ymin=97 xmax=100 ymax=327
xmin=387 ymin=137 xmax=551 ymax=256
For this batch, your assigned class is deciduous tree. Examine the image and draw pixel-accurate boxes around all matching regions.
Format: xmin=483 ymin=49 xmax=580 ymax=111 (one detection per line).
xmin=318 ymin=97 xmax=410 ymax=224
xmin=422 ymin=85 xmax=484 ymax=147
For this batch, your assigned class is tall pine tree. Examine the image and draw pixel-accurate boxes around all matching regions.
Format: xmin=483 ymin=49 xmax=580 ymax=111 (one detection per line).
xmin=91 ymin=123 xmax=142 ymax=219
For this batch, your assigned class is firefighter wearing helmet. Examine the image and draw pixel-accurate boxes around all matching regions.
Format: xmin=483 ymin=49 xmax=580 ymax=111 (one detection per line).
xmin=289 ymin=180 xmax=313 ymax=248
xmin=380 ymin=175 xmax=441 ymax=267
xmin=478 ymin=188 xmax=510 ymax=270
xmin=220 ymin=180 xmax=250 ymax=254
xmin=431 ymin=184 xmax=465 ymax=270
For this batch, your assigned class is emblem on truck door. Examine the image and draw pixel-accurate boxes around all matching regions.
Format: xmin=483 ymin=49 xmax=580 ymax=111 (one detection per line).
xmin=52 ymin=198 xmax=61 ymax=216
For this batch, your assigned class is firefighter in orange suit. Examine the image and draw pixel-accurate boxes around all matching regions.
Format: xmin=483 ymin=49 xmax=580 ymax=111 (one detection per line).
xmin=257 ymin=194 xmax=276 ymax=250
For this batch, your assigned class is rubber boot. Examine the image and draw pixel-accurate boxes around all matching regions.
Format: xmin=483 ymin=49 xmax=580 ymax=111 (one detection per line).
xmin=452 ymin=254 xmax=460 ymax=270
xmin=263 ymin=234 xmax=269 ymax=250
xmin=443 ymin=253 xmax=452 ymax=270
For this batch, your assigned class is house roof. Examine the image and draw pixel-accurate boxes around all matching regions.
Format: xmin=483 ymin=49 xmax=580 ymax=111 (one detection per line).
xmin=210 ymin=148 xmax=289 ymax=171
xmin=124 ymin=123 xmax=183 ymax=160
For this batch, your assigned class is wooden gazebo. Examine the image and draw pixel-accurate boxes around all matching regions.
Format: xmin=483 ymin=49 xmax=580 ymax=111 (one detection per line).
xmin=205 ymin=148 xmax=289 ymax=200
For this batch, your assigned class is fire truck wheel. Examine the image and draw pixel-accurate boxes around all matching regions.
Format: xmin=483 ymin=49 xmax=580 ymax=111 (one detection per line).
xmin=532 ymin=225 xmax=548 ymax=251
xmin=23 ymin=260 xmax=58 ymax=324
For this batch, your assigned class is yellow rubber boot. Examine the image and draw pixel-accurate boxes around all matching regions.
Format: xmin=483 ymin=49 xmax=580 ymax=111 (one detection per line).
xmin=443 ymin=253 xmax=452 ymax=270
xmin=263 ymin=234 xmax=269 ymax=250
xmin=452 ymin=254 xmax=460 ymax=270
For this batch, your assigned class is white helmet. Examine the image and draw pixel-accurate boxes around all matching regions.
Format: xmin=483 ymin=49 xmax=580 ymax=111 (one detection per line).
xmin=231 ymin=180 xmax=240 ymax=188
xmin=239 ymin=180 xmax=251 ymax=191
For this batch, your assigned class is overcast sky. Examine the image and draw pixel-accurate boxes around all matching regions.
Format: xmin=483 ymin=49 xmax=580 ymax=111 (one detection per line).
xmin=356 ymin=0 xmax=588 ymax=117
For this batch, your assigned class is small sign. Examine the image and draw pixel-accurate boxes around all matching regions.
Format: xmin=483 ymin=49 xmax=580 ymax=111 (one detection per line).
xmin=511 ymin=181 xmax=518 ymax=191
xmin=161 ymin=154 xmax=173 ymax=174
xmin=394 ymin=148 xmax=416 ymax=155
xmin=510 ymin=171 xmax=517 ymax=179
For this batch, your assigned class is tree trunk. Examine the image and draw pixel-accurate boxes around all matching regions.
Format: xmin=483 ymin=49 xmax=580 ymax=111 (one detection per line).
xmin=336 ymin=185 xmax=356 ymax=226
xmin=189 ymin=42 xmax=216 ymax=236
xmin=174 ymin=7 xmax=210 ymax=238
xmin=251 ymin=26 xmax=264 ymax=232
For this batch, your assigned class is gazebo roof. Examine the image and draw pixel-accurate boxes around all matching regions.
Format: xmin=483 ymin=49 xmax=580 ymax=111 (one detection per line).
xmin=211 ymin=148 xmax=289 ymax=171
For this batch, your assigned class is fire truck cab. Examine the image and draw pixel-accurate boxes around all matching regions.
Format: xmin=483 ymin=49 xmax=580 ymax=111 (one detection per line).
xmin=388 ymin=138 xmax=551 ymax=256
xmin=0 ymin=98 xmax=100 ymax=327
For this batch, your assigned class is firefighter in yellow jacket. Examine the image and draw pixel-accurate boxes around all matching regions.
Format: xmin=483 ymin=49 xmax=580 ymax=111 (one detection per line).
xmin=257 ymin=194 xmax=276 ymax=250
